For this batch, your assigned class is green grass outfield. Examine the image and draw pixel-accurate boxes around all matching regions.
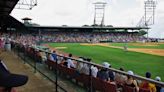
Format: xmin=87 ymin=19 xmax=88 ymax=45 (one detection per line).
xmin=48 ymin=43 xmax=164 ymax=81
xmin=110 ymin=43 xmax=164 ymax=49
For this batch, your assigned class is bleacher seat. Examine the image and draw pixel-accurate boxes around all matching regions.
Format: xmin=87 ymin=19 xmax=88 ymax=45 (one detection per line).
xmin=104 ymin=82 xmax=117 ymax=92
xmin=123 ymin=85 xmax=136 ymax=92
xmin=139 ymin=88 xmax=150 ymax=92
xmin=92 ymin=77 xmax=104 ymax=91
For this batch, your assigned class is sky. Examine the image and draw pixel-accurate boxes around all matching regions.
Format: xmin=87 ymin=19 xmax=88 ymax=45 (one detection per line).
xmin=11 ymin=0 xmax=164 ymax=38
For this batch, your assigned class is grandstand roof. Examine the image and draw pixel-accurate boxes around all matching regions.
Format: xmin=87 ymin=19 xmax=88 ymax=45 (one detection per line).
xmin=28 ymin=25 xmax=150 ymax=30
xmin=0 ymin=0 xmax=19 ymax=15
xmin=22 ymin=17 xmax=32 ymax=20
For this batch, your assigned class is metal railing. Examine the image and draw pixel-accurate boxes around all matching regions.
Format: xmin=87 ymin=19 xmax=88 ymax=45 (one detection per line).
xmin=11 ymin=42 xmax=164 ymax=92
xmin=12 ymin=43 xmax=67 ymax=92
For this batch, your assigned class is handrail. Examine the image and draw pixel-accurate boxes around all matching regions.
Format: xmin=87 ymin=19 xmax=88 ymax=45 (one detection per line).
xmin=13 ymin=44 xmax=67 ymax=92
xmin=12 ymin=42 xmax=164 ymax=87
xmin=33 ymin=45 xmax=164 ymax=87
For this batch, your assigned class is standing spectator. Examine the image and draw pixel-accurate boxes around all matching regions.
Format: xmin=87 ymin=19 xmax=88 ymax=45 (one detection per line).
xmin=140 ymin=72 xmax=156 ymax=92
xmin=0 ymin=60 xmax=28 ymax=92
xmin=123 ymin=43 xmax=128 ymax=52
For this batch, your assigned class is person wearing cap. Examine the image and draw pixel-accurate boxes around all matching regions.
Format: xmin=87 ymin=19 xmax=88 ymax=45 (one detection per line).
xmin=103 ymin=62 xmax=115 ymax=81
xmin=140 ymin=72 xmax=156 ymax=92
xmin=155 ymin=76 xmax=164 ymax=92
xmin=97 ymin=62 xmax=114 ymax=82
xmin=125 ymin=70 xmax=139 ymax=92
xmin=0 ymin=60 xmax=28 ymax=92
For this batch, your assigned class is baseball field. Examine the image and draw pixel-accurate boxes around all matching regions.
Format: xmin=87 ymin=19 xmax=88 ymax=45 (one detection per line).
xmin=47 ymin=42 xmax=164 ymax=81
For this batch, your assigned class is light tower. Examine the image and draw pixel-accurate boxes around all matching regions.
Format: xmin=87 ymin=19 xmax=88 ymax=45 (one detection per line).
xmin=93 ymin=2 xmax=107 ymax=26
xmin=144 ymin=0 xmax=157 ymax=26
xmin=137 ymin=0 xmax=157 ymax=27
xmin=137 ymin=0 xmax=157 ymax=42
xmin=15 ymin=0 xmax=37 ymax=10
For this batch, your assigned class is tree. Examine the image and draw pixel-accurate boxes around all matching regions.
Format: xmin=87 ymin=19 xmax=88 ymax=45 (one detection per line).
xmin=106 ymin=25 xmax=113 ymax=27
xmin=82 ymin=25 xmax=89 ymax=27
xmin=91 ymin=24 xmax=99 ymax=26
xmin=122 ymin=30 xmax=128 ymax=32
xmin=139 ymin=30 xmax=147 ymax=36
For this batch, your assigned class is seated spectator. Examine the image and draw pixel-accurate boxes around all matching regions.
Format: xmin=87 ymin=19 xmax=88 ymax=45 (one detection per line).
xmin=57 ymin=54 xmax=64 ymax=64
xmin=97 ymin=62 xmax=110 ymax=82
xmin=125 ymin=70 xmax=139 ymax=92
xmin=70 ymin=57 xmax=84 ymax=79
xmin=101 ymin=62 xmax=115 ymax=81
xmin=115 ymin=68 xmax=127 ymax=86
xmin=140 ymin=72 xmax=156 ymax=92
xmin=51 ymin=50 xmax=58 ymax=62
xmin=62 ymin=56 xmax=68 ymax=67
xmin=80 ymin=58 xmax=91 ymax=75
xmin=76 ymin=57 xmax=84 ymax=73
xmin=107 ymin=63 xmax=115 ymax=82
xmin=91 ymin=65 xmax=98 ymax=78
xmin=40 ymin=52 xmax=47 ymax=62
xmin=66 ymin=53 xmax=75 ymax=68
xmin=0 ymin=60 xmax=28 ymax=92
xmin=49 ymin=53 xmax=54 ymax=61
xmin=155 ymin=76 xmax=163 ymax=92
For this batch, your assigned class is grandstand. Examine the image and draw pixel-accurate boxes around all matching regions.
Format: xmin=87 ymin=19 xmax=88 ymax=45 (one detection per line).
xmin=0 ymin=0 xmax=164 ymax=92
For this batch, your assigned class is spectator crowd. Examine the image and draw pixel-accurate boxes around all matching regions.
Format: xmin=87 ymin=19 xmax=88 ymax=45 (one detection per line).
xmin=46 ymin=50 xmax=164 ymax=92
xmin=0 ymin=32 xmax=163 ymax=92
xmin=0 ymin=31 xmax=146 ymax=47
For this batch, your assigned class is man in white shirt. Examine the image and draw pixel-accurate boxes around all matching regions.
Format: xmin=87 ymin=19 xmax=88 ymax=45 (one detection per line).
xmin=76 ymin=57 xmax=84 ymax=72
xmin=66 ymin=54 xmax=75 ymax=68
xmin=80 ymin=58 xmax=91 ymax=75
xmin=91 ymin=65 xmax=98 ymax=77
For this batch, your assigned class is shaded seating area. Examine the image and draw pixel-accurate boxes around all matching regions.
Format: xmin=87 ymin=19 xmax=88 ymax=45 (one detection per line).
xmin=123 ymin=85 xmax=136 ymax=92
xmin=139 ymin=88 xmax=150 ymax=92
xmin=11 ymin=42 xmax=163 ymax=92
xmin=46 ymin=58 xmax=118 ymax=92
xmin=45 ymin=58 xmax=123 ymax=92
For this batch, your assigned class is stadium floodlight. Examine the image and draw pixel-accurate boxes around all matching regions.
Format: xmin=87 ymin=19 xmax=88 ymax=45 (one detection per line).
xmin=137 ymin=0 xmax=157 ymax=42
xmin=15 ymin=0 xmax=37 ymax=10
xmin=137 ymin=0 xmax=157 ymax=27
xmin=93 ymin=2 xmax=107 ymax=26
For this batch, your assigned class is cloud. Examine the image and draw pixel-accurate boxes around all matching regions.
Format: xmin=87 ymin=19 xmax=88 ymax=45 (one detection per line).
xmin=149 ymin=0 xmax=164 ymax=38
